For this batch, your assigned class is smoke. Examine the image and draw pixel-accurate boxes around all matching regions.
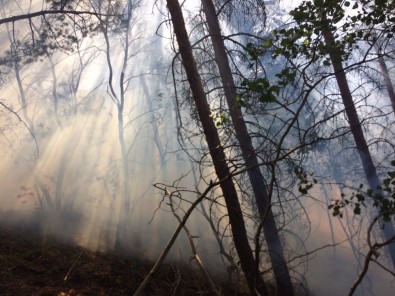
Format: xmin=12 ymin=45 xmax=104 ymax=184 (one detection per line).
xmin=0 ymin=0 xmax=394 ymax=294
xmin=0 ymin=0 xmax=227 ymax=273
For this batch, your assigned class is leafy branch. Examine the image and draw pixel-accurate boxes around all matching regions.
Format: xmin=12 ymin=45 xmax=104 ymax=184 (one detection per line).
xmin=294 ymin=166 xmax=317 ymax=195
xmin=329 ymin=160 xmax=395 ymax=221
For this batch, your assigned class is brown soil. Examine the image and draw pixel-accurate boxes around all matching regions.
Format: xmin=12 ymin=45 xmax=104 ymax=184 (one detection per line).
xmin=0 ymin=224 xmax=245 ymax=296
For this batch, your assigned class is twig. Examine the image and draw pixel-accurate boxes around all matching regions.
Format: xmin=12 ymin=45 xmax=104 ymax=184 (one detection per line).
xmin=171 ymin=265 xmax=181 ymax=296
xmin=0 ymin=101 xmax=39 ymax=157
xmin=133 ymin=180 xmax=216 ymax=296
xmin=371 ymin=258 xmax=395 ymax=277
xmin=167 ymin=188 xmax=221 ymax=295
xmin=64 ymin=250 xmax=84 ymax=281
xmin=349 ymin=216 xmax=395 ymax=296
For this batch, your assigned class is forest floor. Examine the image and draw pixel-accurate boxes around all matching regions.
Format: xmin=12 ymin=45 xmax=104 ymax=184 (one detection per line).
xmin=0 ymin=223 xmax=248 ymax=296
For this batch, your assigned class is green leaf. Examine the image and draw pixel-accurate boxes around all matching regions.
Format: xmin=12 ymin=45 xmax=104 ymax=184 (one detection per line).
xmin=235 ymin=95 xmax=246 ymax=107
xmin=354 ymin=205 xmax=361 ymax=215
xmin=262 ymin=39 xmax=273 ymax=49
xmin=356 ymin=193 xmax=365 ymax=202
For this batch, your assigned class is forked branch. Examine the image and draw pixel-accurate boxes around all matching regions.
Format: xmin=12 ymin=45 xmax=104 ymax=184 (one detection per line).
xmin=133 ymin=180 xmax=216 ymax=296
xmin=349 ymin=216 xmax=395 ymax=296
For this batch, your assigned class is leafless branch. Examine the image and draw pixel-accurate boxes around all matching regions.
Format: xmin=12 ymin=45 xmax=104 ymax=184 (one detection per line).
xmin=0 ymin=10 xmax=115 ymax=26
xmin=349 ymin=216 xmax=395 ymax=296
xmin=166 ymin=187 xmax=221 ymax=295
xmin=0 ymin=101 xmax=39 ymax=158
xmin=133 ymin=180 xmax=217 ymax=296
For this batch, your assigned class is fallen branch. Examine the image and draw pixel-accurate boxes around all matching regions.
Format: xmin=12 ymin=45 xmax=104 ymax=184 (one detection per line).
xmin=166 ymin=187 xmax=221 ymax=295
xmin=64 ymin=250 xmax=84 ymax=281
xmin=133 ymin=180 xmax=216 ymax=296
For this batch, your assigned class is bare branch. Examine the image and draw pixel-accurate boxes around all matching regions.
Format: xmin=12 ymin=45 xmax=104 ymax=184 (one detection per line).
xmin=0 ymin=101 xmax=39 ymax=158
xmin=349 ymin=216 xmax=395 ymax=296
xmin=0 ymin=10 xmax=114 ymax=26
xmin=133 ymin=180 xmax=216 ymax=296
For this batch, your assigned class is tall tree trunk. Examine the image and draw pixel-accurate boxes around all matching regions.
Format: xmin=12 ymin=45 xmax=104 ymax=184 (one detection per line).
xmin=323 ymin=28 xmax=395 ymax=269
xmin=101 ymin=0 xmax=134 ymax=251
xmin=201 ymin=0 xmax=293 ymax=295
xmin=374 ymin=43 xmax=395 ymax=116
xmin=166 ymin=0 xmax=267 ymax=294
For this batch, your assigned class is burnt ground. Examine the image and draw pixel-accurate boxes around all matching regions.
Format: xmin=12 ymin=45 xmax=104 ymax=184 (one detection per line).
xmin=0 ymin=223 xmax=248 ymax=296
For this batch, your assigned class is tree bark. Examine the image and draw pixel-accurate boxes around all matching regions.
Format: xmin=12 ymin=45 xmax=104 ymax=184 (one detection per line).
xmin=323 ymin=28 xmax=395 ymax=270
xmin=374 ymin=43 xmax=395 ymax=116
xmin=201 ymin=1 xmax=293 ymax=295
xmin=101 ymin=0 xmax=134 ymax=251
xmin=166 ymin=0 xmax=267 ymax=294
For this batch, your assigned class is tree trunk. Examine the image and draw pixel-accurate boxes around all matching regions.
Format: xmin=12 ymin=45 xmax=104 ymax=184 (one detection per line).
xmin=101 ymin=0 xmax=134 ymax=252
xmin=13 ymin=58 xmax=35 ymax=134
xmin=323 ymin=28 xmax=395 ymax=270
xmin=201 ymin=0 xmax=293 ymax=295
xmin=374 ymin=43 xmax=395 ymax=116
xmin=166 ymin=0 xmax=267 ymax=294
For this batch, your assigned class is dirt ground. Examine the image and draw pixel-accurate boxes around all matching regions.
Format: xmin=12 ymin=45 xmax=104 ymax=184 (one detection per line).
xmin=0 ymin=223 xmax=246 ymax=296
